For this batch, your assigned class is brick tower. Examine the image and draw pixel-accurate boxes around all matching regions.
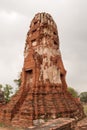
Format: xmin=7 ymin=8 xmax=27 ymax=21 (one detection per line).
xmin=0 ymin=12 xmax=84 ymax=128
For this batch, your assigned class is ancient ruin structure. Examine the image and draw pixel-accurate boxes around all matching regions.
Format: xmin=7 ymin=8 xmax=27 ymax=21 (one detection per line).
xmin=0 ymin=12 xmax=84 ymax=128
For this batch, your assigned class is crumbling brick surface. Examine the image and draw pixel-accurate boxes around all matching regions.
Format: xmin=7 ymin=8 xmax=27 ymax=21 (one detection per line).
xmin=0 ymin=12 xmax=85 ymax=128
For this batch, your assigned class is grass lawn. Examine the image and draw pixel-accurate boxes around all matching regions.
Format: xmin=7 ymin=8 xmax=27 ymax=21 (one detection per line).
xmin=83 ymin=103 xmax=87 ymax=116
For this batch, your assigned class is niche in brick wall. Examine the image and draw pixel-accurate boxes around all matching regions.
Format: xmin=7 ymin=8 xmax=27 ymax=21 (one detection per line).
xmin=26 ymin=69 xmax=33 ymax=87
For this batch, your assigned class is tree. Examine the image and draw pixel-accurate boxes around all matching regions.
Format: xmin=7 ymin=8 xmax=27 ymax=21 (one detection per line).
xmin=0 ymin=84 xmax=4 ymax=103
xmin=67 ymin=87 xmax=78 ymax=98
xmin=14 ymin=78 xmax=21 ymax=87
xmin=0 ymin=84 xmax=2 ymax=90
xmin=4 ymin=84 xmax=13 ymax=103
xmin=13 ymin=72 xmax=21 ymax=94
xmin=79 ymin=92 xmax=87 ymax=103
xmin=14 ymin=72 xmax=21 ymax=87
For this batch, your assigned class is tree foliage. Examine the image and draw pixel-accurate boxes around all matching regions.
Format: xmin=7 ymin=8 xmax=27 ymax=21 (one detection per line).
xmin=3 ymin=84 xmax=13 ymax=102
xmin=0 ymin=84 xmax=13 ymax=103
xmin=79 ymin=92 xmax=87 ymax=103
xmin=67 ymin=87 xmax=78 ymax=98
xmin=14 ymin=72 xmax=21 ymax=88
xmin=14 ymin=78 xmax=21 ymax=87
xmin=0 ymin=84 xmax=3 ymax=90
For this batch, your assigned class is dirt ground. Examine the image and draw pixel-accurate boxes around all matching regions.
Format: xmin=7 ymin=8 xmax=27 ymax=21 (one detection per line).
xmin=0 ymin=128 xmax=10 ymax=130
xmin=0 ymin=127 xmax=25 ymax=130
xmin=0 ymin=127 xmax=23 ymax=130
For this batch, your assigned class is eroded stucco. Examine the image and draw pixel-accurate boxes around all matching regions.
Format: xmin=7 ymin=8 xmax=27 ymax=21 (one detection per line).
xmin=34 ymin=38 xmax=61 ymax=84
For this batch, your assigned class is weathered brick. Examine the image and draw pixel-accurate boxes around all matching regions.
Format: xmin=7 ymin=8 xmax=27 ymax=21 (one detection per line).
xmin=0 ymin=12 xmax=85 ymax=128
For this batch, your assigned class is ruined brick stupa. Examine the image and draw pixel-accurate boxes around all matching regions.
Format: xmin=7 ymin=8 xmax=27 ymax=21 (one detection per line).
xmin=0 ymin=12 xmax=84 ymax=127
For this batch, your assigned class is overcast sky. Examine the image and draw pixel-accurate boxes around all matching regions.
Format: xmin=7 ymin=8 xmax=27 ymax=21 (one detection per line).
xmin=0 ymin=0 xmax=87 ymax=93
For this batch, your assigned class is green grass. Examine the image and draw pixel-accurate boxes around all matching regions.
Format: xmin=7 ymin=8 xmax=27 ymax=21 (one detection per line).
xmin=0 ymin=122 xmax=5 ymax=127
xmin=13 ymin=128 xmax=24 ymax=130
xmin=83 ymin=104 xmax=87 ymax=116
xmin=0 ymin=123 xmax=24 ymax=130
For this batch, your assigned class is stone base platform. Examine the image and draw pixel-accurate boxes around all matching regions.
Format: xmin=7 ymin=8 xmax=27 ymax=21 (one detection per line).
xmin=26 ymin=118 xmax=76 ymax=130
